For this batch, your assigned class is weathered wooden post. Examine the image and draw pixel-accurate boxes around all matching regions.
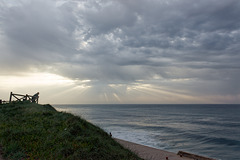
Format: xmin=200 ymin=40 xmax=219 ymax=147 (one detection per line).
xmin=9 ymin=92 xmax=12 ymax=103
xmin=32 ymin=92 xmax=39 ymax=103
xmin=36 ymin=95 xmax=39 ymax=104
xmin=35 ymin=92 xmax=39 ymax=104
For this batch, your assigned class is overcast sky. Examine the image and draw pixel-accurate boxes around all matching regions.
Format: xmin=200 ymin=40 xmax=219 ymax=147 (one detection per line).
xmin=0 ymin=0 xmax=240 ymax=104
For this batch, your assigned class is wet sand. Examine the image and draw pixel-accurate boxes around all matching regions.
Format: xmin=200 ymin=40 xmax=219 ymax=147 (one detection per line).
xmin=115 ymin=138 xmax=193 ymax=160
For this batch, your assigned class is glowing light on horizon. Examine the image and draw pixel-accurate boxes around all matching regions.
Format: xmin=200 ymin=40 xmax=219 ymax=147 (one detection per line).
xmin=0 ymin=72 xmax=74 ymax=87
xmin=0 ymin=72 xmax=93 ymax=102
xmin=113 ymin=93 xmax=121 ymax=103
xmin=1 ymin=72 xmax=231 ymax=104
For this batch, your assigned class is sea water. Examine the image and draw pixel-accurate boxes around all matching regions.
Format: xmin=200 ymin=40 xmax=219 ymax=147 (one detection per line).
xmin=53 ymin=104 xmax=240 ymax=160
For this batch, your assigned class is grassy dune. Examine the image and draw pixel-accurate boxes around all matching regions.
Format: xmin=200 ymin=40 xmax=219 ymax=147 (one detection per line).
xmin=0 ymin=102 xmax=141 ymax=160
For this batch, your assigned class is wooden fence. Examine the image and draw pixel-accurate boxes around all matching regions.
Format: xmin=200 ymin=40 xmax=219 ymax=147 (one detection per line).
xmin=0 ymin=100 xmax=8 ymax=104
xmin=9 ymin=92 xmax=39 ymax=104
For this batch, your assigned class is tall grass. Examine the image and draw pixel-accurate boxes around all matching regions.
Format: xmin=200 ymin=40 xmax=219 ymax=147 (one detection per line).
xmin=0 ymin=102 xmax=141 ymax=160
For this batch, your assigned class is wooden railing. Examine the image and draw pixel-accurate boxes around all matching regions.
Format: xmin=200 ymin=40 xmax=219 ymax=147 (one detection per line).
xmin=9 ymin=92 xmax=39 ymax=104
xmin=0 ymin=100 xmax=9 ymax=104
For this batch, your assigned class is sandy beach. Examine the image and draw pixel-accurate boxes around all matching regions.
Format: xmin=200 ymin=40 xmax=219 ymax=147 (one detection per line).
xmin=115 ymin=138 xmax=193 ymax=160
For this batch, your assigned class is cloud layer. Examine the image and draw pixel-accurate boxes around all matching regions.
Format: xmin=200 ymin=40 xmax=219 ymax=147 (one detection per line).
xmin=1 ymin=0 xmax=240 ymax=103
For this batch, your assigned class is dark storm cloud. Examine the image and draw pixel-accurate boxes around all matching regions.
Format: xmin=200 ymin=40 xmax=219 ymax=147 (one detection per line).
xmin=0 ymin=0 xmax=78 ymax=67
xmin=0 ymin=0 xmax=240 ymax=99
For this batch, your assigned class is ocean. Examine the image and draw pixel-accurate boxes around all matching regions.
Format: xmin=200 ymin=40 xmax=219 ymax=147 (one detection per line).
xmin=53 ymin=104 xmax=240 ymax=160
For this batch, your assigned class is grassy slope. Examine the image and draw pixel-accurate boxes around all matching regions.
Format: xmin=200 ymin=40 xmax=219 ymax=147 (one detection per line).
xmin=0 ymin=102 xmax=141 ymax=160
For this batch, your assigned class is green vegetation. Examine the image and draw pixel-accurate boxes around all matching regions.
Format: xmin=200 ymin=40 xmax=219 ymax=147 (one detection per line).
xmin=0 ymin=102 xmax=141 ymax=160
